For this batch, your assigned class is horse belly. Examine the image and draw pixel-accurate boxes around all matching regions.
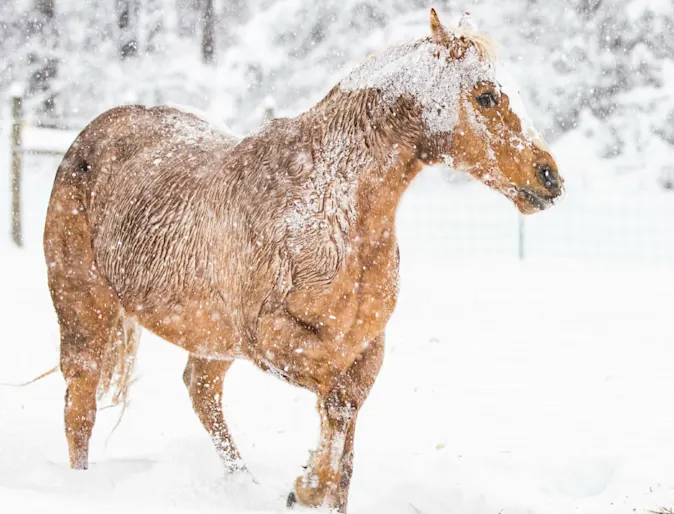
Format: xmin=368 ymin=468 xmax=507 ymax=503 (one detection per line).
xmin=92 ymin=231 xmax=246 ymax=358
xmin=129 ymin=298 xmax=246 ymax=358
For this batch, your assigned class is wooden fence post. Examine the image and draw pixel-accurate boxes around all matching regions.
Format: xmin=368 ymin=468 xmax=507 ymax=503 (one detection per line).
xmin=11 ymin=93 xmax=23 ymax=247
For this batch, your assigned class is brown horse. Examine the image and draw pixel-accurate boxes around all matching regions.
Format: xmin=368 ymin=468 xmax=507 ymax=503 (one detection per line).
xmin=43 ymin=9 xmax=563 ymax=513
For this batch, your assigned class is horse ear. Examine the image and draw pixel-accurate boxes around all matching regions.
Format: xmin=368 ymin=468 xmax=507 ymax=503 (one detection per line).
xmin=430 ymin=8 xmax=450 ymax=44
xmin=458 ymin=12 xmax=478 ymax=32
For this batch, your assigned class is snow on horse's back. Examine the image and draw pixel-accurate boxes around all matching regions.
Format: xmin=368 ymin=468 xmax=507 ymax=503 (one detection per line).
xmin=163 ymin=102 xmax=242 ymax=140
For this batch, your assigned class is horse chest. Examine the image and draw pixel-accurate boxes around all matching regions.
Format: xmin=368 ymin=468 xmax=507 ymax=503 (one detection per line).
xmin=346 ymin=238 xmax=400 ymax=341
xmin=287 ymin=237 xmax=400 ymax=344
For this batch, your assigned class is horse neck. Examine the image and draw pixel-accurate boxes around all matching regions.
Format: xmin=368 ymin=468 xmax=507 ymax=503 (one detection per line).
xmin=303 ymin=88 xmax=425 ymax=237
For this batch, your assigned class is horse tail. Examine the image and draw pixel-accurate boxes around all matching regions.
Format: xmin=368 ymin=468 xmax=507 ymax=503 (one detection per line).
xmin=98 ymin=308 xmax=141 ymax=407
xmin=46 ymin=121 xmax=141 ymax=410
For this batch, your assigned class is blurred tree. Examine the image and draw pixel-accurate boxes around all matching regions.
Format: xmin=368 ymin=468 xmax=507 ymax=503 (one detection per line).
xmin=35 ymin=0 xmax=55 ymax=19
xmin=27 ymin=0 xmax=58 ymax=121
xmin=202 ymin=0 xmax=215 ymax=64
xmin=116 ymin=0 xmax=139 ymax=59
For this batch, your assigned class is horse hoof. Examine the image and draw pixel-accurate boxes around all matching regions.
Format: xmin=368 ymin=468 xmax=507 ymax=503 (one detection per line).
xmin=71 ymin=459 xmax=88 ymax=470
xmin=286 ymin=491 xmax=297 ymax=509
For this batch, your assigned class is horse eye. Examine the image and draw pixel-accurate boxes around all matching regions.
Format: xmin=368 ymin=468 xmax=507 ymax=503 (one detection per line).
xmin=476 ymin=92 xmax=498 ymax=108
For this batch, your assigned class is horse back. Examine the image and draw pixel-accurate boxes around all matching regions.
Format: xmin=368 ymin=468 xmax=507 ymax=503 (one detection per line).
xmin=45 ymin=105 xmax=254 ymax=342
xmin=63 ymin=104 xmax=236 ymax=191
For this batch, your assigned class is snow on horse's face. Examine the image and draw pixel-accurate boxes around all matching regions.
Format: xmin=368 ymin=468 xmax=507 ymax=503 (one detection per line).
xmin=342 ymin=9 xmax=563 ymax=214
xmin=428 ymin=10 xmax=564 ymax=214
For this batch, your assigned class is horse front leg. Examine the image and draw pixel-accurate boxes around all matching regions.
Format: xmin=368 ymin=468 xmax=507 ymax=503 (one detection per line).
xmin=288 ymin=335 xmax=385 ymax=513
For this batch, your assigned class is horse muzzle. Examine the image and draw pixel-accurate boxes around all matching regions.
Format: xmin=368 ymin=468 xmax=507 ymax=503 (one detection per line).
xmin=515 ymin=186 xmax=564 ymax=215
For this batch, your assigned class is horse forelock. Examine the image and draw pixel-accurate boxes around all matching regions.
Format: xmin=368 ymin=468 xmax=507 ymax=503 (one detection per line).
xmin=452 ymin=29 xmax=498 ymax=61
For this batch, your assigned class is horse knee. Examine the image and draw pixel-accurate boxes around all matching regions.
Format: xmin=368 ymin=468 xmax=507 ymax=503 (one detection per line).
xmin=327 ymin=334 xmax=385 ymax=413
xmin=325 ymin=394 xmax=356 ymax=430
xmin=324 ymin=369 xmax=376 ymax=424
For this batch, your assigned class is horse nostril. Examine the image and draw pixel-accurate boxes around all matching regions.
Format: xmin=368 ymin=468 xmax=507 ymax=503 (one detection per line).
xmin=536 ymin=163 xmax=560 ymax=193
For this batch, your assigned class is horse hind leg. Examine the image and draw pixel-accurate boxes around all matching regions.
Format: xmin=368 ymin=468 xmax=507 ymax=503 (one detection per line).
xmin=56 ymin=280 xmax=123 ymax=470
xmin=60 ymin=330 xmax=105 ymax=470
xmin=46 ymin=179 xmax=135 ymax=469
xmin=183 ymin=355 xmax=246 ymax=473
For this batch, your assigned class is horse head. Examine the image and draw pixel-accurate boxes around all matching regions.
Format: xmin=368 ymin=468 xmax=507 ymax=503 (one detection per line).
xmin=429 ymin=10 xmax=564 ymax=213
xmin=340 ymin=9 xmax=564 ymax=214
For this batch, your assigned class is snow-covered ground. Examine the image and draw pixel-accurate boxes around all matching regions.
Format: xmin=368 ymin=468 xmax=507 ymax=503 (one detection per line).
xmin=2 ymin=124 xmax=674 ymax=514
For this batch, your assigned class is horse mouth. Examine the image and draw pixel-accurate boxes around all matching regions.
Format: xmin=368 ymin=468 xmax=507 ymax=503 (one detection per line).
xmin=515 ymin=188 xmax=558 ymax=214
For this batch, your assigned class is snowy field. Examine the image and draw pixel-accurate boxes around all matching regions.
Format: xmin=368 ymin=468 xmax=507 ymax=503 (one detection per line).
xmin=2 ymin=125 xmax=674 ymax=514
